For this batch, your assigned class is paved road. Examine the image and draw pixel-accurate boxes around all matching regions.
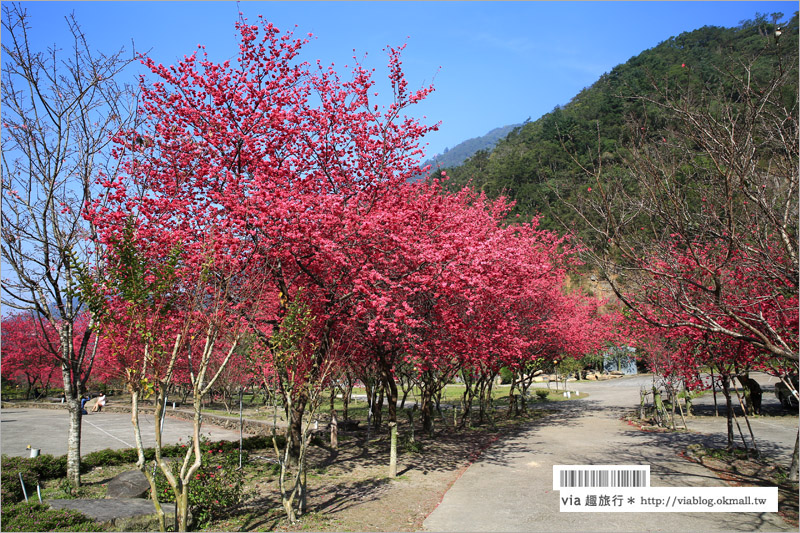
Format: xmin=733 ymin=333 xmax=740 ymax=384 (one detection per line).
xmin=0 ymin=407 xmax=246 ymax=458
xmin=423 ymin=374 xmax=796 ymax=532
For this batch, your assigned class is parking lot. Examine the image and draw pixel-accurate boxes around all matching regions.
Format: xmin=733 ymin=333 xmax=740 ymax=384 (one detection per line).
xmin=0 ymin=407 xmax=246 ymax=457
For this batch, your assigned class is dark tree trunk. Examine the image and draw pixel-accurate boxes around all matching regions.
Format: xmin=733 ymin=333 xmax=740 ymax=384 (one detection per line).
xmin=383 ymin=370 xmax=398 ymax=424
xmin=721 ymin=377 xmax=735 ymax=450
xmin=420 ymin=387 xmax=434 ymax=434
xmin=378 ymin=348 xmax=398 ymax=424
xmin=288 ymin=392 xmax=307 ymax=461
xmin=372 ymin=384 xmax=384 ymax=429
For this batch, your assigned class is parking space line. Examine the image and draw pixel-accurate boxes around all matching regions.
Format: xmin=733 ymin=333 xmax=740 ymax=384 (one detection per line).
xmin=83 ymin=418 xmax=135 ymax=449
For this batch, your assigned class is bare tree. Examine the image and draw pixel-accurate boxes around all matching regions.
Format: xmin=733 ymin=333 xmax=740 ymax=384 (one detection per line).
xmin=562 ymin=23 xmax=798 ymax=364
xmin=1 ymin=4 xmax=137 ymax=485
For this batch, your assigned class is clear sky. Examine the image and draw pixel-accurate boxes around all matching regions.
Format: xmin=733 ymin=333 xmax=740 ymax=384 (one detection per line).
xmin=10 ymin=1 xmax=798 ymax=159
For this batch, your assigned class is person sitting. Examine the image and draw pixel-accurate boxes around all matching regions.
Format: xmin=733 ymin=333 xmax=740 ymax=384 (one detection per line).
xmin=91 ymin=393 xmax=107 ymax=412
xmin=80 ymin=395 xmax=90 ymax=415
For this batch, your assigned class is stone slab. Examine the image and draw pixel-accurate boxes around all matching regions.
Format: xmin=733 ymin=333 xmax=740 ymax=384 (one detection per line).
xmin=47 ymin=498 xmax=179 ymax=529
xmin=106 ymin=469 xmax=150 ymax=499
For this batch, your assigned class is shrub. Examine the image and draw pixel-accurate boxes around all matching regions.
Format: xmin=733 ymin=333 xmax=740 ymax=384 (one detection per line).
xmin=401 ymin=436 xmax=424 ymax=454
xmin=1 ymin=457 xmax=39 ymax=504
xmin=498 ymin=367 xmax=514 ymax=385
xmin=1 ymin=434 xmax=283 ymax=505
xmin=1 ymin=502 xmax=102 ymax=532
xmin=153 ymin=437 xmax=246 ymax=528
xmin=535 ymin=389 xmax=549 ymax=400
xmin=1 ymin=454 xmax=69 ymax=503
xmin=34 ymin=454 xmax=69 ymax=479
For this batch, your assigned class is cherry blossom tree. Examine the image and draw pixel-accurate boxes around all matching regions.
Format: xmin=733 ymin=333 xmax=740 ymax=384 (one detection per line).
xmin=0 ymin=312 xmax=61 ymax=398
xmin=90 ymin=14 xmax=437 ymax=527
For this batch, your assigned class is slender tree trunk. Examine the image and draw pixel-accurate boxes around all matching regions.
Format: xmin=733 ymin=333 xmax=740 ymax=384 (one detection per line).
xmin=371 ymin=383 xmax=384 ymax=429
xmin=711 ymin=367 xmax=719 ymax=417
xmin=732 ymin=385 xmax=758 ymax=454
xmin=289 ymin=396 xmax=306 ymax=461
xmin=669 ymin=386 xmax=677 ymax=430
xmin=507 ymin=372 xmax=517 ymax=417
xmin=176 ymin=485 xmax=190 ymax=532
xmin=24 ymin=377 xmax=36 ymax=401
xmin=420 ymin=387 xmax=434 ymax=434
xmin=721 ymin=378 xmax=735 ymax=450
xmin=639 ymin=388 xmax=647 ymax=420
xmin=459 ymin=385 xmax=474 ymax=429
xmin=382 ymin=366 xmax=398 ymax=424
xmin=330 ymin=410 xmax=338 ymax=450
xmin=399 ymin=377 xmax=412 ymax=409
xmin=520 ymin=376 xmax=532 ymax=414
xmin=406 ymin=406 xmax=416 ymax=442
xmin=131 ymin=388 xmax=167 ymax=532
xmin=790 ymin=429 xmax=799 ymax=483
xmin=342 ymin=379 xmax=352 ymax=420
xmin=61 ymin=350 xmax=82 ymax=487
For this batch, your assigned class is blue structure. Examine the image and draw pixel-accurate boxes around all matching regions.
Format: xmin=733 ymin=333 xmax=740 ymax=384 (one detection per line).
xmin=603 ymin=346 xmax=637 ymax=375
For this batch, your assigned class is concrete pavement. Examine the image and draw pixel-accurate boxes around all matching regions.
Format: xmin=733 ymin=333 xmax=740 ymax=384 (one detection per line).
xmin=423 ymin=375 xmax=795 ymax=532
xmin=0 ymin=407 xmax=247 ymax=458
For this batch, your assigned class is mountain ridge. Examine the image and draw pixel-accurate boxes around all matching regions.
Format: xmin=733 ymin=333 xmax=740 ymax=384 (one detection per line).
xmin=433 ymin=12 xmax=799 ymax=233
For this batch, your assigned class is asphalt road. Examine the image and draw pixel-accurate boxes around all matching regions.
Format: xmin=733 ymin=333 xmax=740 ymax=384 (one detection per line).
xmin=423 ymin=374 xmax=796 ymax=532
xmin=0 ymin=407 xmax=246 ymax=458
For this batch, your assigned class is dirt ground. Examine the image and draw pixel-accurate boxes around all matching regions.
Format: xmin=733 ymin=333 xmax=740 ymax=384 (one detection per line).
xmin=683 ymin=444 xmax=799 ymax=528
xmin=215 ymin=410 xmax=549 ymax=532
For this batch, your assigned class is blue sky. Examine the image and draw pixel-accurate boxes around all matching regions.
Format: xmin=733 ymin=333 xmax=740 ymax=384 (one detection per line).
xmin=11 ymin=1 xmax=797 ymax=159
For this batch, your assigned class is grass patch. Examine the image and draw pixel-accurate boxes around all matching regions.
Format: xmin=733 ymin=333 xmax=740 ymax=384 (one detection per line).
xmin=1 ymin=502 xmax=102 ymax=532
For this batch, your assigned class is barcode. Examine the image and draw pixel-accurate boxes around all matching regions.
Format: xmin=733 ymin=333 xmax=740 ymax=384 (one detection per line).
xmin=554 ymin=465 xmax=650 ymax=490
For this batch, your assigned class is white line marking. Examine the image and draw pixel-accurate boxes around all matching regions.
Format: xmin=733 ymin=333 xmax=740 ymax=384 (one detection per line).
xmin=83 ymin=418 xmax=135 ymax=449
xmin=748 ymin=419 xmax=795 ymax=432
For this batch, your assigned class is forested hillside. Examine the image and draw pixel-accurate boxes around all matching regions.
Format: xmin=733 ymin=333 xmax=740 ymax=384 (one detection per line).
xmin=421 ymin=123 xmax=522 ymax=174
xmin=436 ymin=13 xmax=798 ymax=236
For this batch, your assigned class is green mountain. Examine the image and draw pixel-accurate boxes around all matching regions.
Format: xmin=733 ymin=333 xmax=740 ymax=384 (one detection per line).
xmin=422 ymin=123 xmax=523 ymax=173
xmin=436 ymin=13 xmax=798 ymax=234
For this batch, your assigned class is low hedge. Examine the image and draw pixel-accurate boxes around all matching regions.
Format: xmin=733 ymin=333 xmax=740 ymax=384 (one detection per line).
xmin=1 ymin=434 xmax=286 ymax=504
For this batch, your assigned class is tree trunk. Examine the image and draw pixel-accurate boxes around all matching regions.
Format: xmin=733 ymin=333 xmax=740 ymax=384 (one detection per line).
xmin=382 ymin=365 xmax=398 ymax=424
xmin=342 ymin=380 xmax=352 ymax=420
xmin=721 ymin=377 xmax=735 ymax=450
xmin=131 ymin=388 xmax=168 ymax=532
xmin=711 ymin=367 xmax=719 ymax=416
xmin=790 ymin=429 xmax=799 ymax=483
xmin=507 ymin=372 xmax=518 ymax=417
xmin=371 ymin=383 xmax=384 ymax=429
xmin=289 ymin=396 xmax=306 ymax=461
xmin=420 ymin=387 xmax=434 ymax=434
xmin=459 ymin=378 xmax=476 ymax=428
xmin=61 ymin=349 xmax=82 ymax=487
xmin=406 ymin=406 xmax=416 ymax=442
xmin=330 ymin=410 xmax=338 ymax=450
xmin=65 ymin=394 xmax=82 ymax=487
xmin=176 ymin=485 xmax=190 ymax=532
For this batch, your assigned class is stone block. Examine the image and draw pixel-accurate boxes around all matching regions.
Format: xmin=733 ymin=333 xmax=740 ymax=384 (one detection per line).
xmin=106 ymin=469 xmax=150 ymax=499
xmin=48 ymin=498 xmax=188 ymax=530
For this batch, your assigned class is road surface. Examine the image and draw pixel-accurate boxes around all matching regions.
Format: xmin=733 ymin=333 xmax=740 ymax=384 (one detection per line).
xmin=423 ymin=374 xmax=795 ymax=532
